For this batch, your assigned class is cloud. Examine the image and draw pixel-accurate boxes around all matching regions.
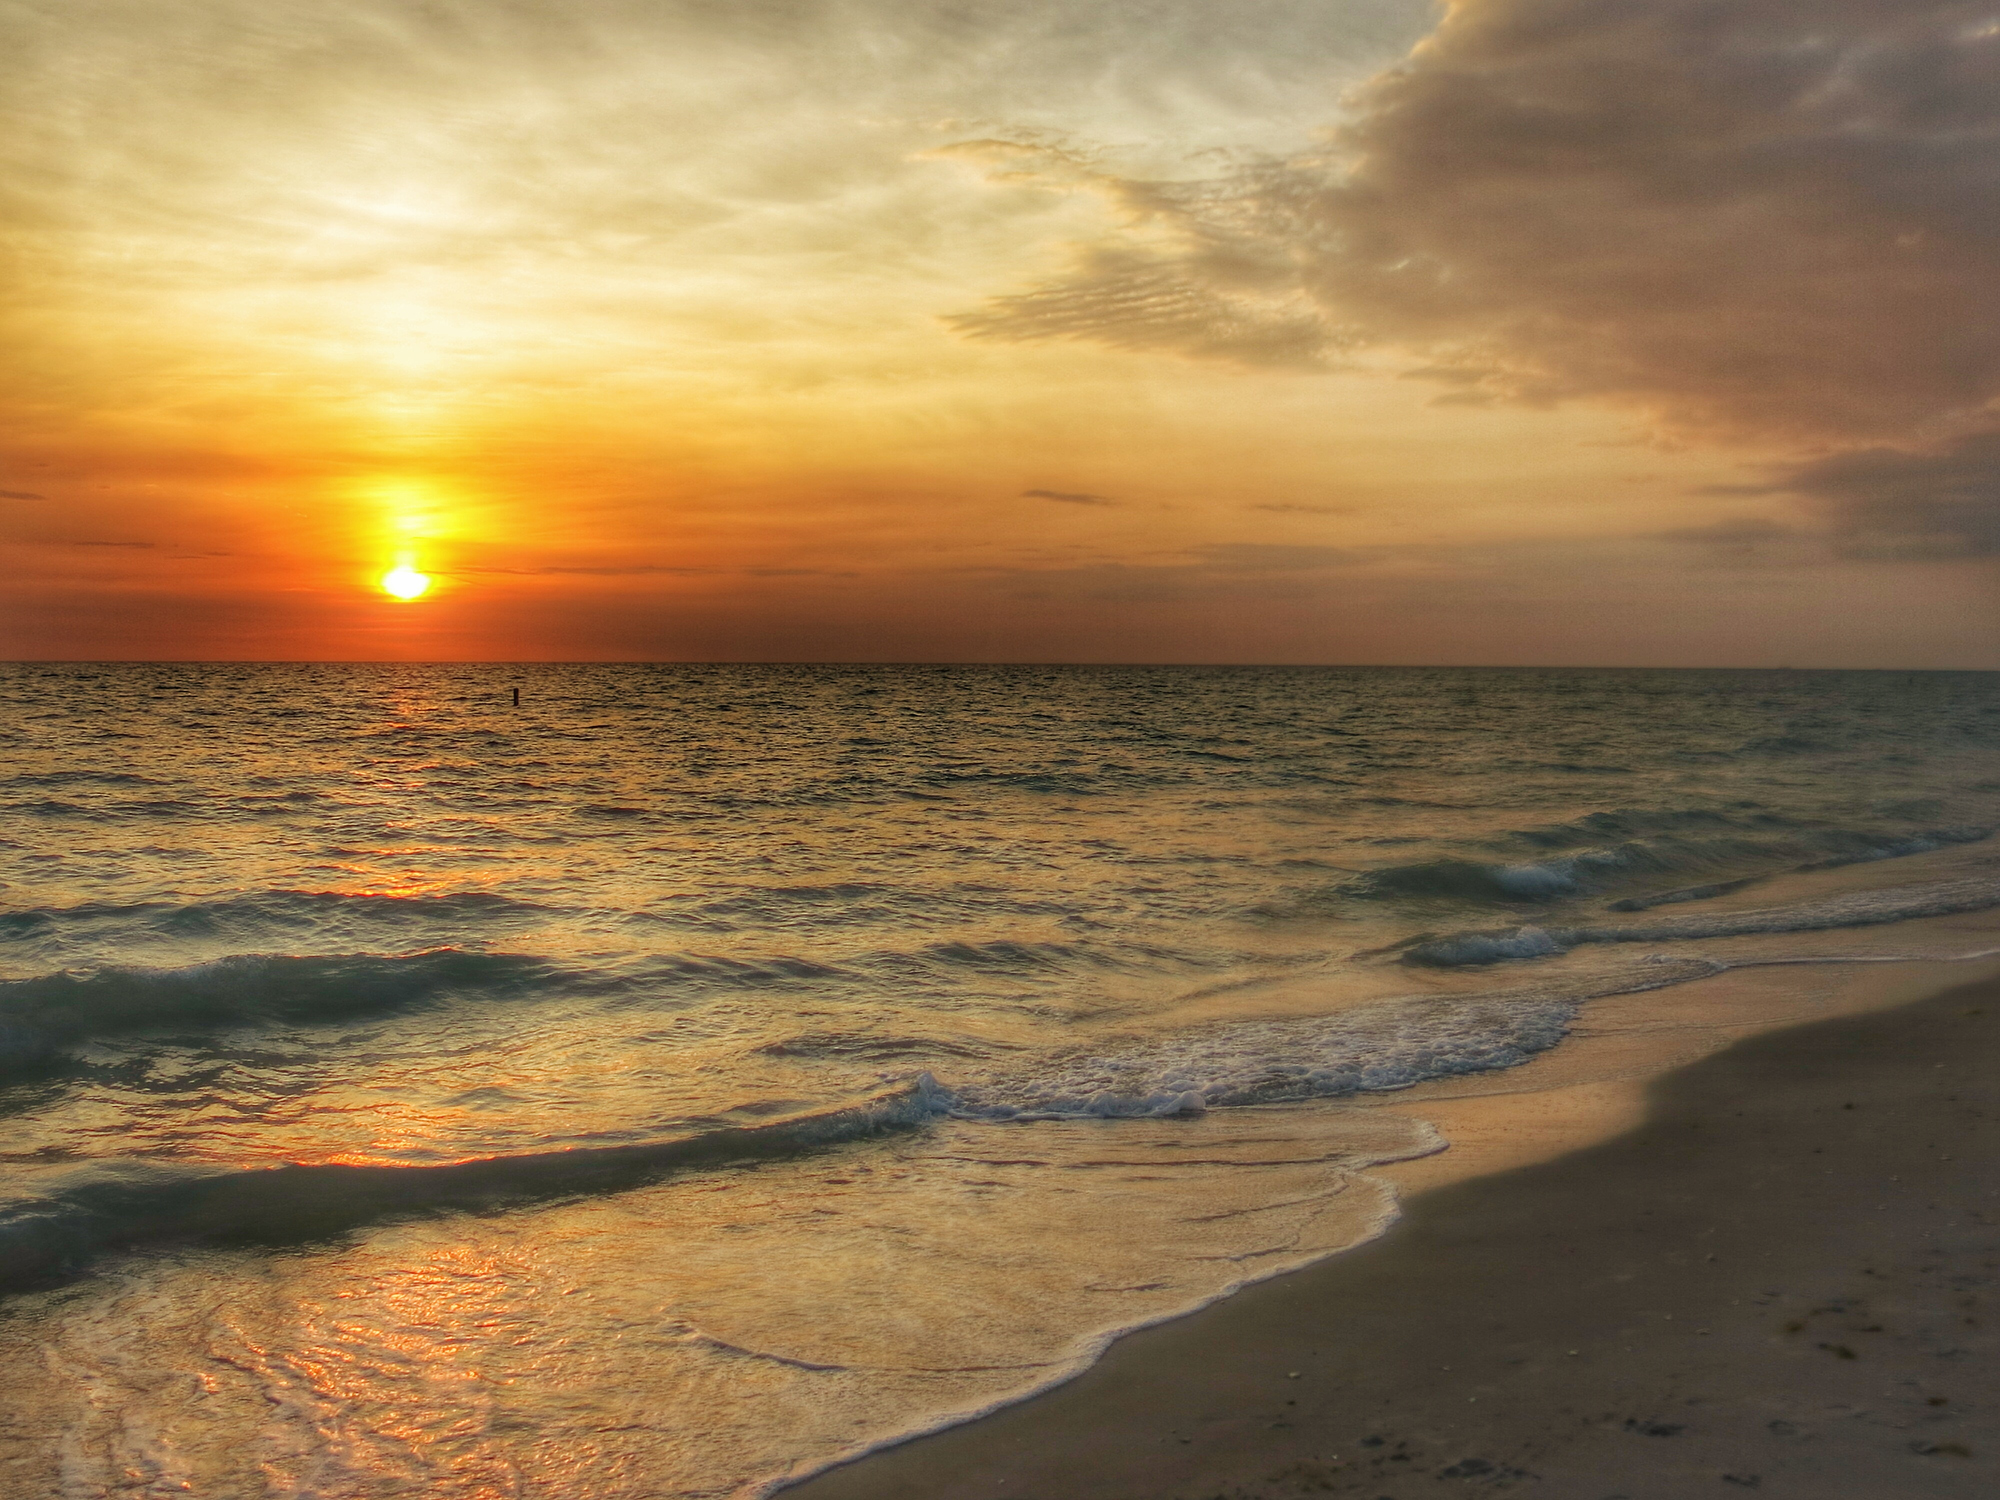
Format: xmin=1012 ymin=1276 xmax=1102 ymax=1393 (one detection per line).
xmin=1022 ymin=488 xmax=1118 ymax=506
xmin=468 ymin=564 xmax=712 ymax=577
xmin=1658 ymin=519 xmax=1797 ymax=546
xmin=1308 ymin=0 xmax=2000 ymax=444
xmin=959 ymin=2 xmax=2000 ymax=450
xmin=63 ymin=539 xmax=155 ymax=548
xmin=1777 ymin=429 xmax=2000 ymax=557
xmin=952 ymin=240 xmax=1333 ymax=370
xmin=1197 ymin=542 xmax=1363 ymax=571
xmin=1249 ymin=502 xmax=1346 ymax=515
xmin=0 ymin=490 xmax=46 ymax=501
xmin=1651 ymin=516 xmax=1822 ymax=566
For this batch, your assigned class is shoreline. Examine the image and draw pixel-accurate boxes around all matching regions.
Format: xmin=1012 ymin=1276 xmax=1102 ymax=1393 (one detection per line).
xmin=783 ymin=959 xmax=2000 ymax=1499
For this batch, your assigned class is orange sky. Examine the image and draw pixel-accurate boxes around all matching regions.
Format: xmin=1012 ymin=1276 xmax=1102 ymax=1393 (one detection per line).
xmin=4 ymin=0 xmax=1996 ymax=665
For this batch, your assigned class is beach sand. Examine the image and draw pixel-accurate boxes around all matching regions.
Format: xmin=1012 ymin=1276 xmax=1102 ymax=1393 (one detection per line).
xmin=784 ymin=963 xmax=2000 ymax=1500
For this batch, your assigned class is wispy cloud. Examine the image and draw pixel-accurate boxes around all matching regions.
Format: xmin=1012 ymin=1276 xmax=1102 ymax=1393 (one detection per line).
xmin=946 ymin=154 xmax=1342 ymax=370
xmin=467 ymin=564 xmax=714 ymax=577
xmin=1197 ymin=543 xmax=1363 ymax=571
xmin=1022 ymin=488 xmax=1118 ymax=506
xmin=1658 ymin=520 xmax=1798 ymax=547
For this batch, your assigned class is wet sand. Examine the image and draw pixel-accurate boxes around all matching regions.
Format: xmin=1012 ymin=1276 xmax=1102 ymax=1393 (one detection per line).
xmin=784 ymin=969 xmax=2000 ymax=1499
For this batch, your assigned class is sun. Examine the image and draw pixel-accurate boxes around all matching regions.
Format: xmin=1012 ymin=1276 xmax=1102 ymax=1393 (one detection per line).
xmin=381 ymin=563 xmax=432 ymax=601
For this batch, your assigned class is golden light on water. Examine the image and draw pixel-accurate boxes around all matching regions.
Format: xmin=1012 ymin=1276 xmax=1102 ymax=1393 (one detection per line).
xmin=381 ymin=564 xmax=432 ymax=601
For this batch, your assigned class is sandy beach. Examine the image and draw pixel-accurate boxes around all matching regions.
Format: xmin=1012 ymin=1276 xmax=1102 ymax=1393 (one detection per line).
xmin=786 ymin=961 xmax=2000 ymax=1500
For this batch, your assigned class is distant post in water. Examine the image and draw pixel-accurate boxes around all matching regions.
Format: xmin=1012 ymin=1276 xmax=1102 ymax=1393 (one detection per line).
xmin=512 ymin=686 xmax=520 ymax=707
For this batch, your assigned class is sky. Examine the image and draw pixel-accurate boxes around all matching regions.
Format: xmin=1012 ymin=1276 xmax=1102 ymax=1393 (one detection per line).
xmin=2 ymin=0 xmax=1996 ymax=665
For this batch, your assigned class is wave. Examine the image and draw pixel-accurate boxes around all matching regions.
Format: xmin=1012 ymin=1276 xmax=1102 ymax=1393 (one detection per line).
xmin=0 ymin=771 xmax=163 ymax=789
xmin=0 ymin=1082 xmax=942 ymax=1293
xmin=1503 ymin=804 xmax=1789 ymax=846
xmin=1 ymin=884 xmax=1094 ymax=954
xmin=935 ymin=959 xmax=1714 ymax=1121
xmin=629 ymin=951 xmax=851 ymax=985
xmin=941 ymin=997 xmax=1577 ymax=1120
xmin=0 ymin=960 xmax=1727 ymax=1294
xmin=0 ymin=934 xmax=1190 ymax=1077
xmin=674 ymin=882 xmax=1079 ymax=934
xmin=1604 ymin=875 xmax=1766 ymax=912
xmin=2 ymin=797 xmax=194 ymax=821
xmin=0 ymin=889 xmax=567 ymax=946
xmin=1340 ymin=824 xmax=1990 ymax=906
xmin=874 ymin=938 xmax=1122 ymax=976
xmin=754 ymin=1031 xmax=1001 ymax=1061
xmin=0 ymin=950 xmax=574 ymax=1074
xmin=1402 ymin=874 xmax=2000 ymax=966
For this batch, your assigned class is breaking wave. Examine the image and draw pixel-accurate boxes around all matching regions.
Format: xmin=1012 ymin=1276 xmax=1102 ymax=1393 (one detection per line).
xmin=1403 ymin=875 xmax=2000 ymax=966
xmin=0 ymin=960 xmax=1724 ymax=1293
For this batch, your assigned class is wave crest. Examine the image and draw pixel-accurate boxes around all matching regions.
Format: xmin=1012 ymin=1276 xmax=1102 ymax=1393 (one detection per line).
xmin=0 ymin=1081 xmax=946 ymax=1293
xmin=1342 ymin=824 xmax=1990 ymax=906
xmin=0 ymin=949 xmax=570 ymax=1073
xmin=1403 ymin=875 xmax=2000 ymax=966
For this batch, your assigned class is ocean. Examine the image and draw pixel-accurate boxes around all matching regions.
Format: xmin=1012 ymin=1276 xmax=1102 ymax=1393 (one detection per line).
xmin=2 ymin=662 xmax=1997 ymax=1498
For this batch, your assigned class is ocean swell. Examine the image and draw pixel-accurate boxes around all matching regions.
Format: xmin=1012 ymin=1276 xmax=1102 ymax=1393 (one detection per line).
xmin=1342 ymin=825 xmax=1990 ymax=906
xmin=0 ymin=889 xmax=567 ymax=947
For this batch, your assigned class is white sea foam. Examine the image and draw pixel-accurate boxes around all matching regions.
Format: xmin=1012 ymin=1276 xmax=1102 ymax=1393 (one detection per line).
xmin=941 ymin=994 xmax=1579 ymax=1119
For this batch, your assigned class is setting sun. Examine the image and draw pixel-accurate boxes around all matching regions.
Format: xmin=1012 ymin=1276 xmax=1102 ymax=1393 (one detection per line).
xmin=381 ymin=564 xmax=432 ymax=601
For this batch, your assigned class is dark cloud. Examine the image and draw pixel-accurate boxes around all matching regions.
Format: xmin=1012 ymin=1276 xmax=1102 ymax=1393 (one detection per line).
xmin=1310 ymin=0 xmax=2000 ymax=443
xmin=1022 ymin=488 xmax=1118 ymax=506
xmin=1249 ymin=502 xmax=1346 ymax=515
xmin=0 ymin=490 xmax=46 ymax=501
xmin=64 ymin=539 xmax=155 ymax=548
xmin=961 ymin=2 xmax=2000 ymax=448
xmin=1777 ymin=429 xmax=2000 ymax=557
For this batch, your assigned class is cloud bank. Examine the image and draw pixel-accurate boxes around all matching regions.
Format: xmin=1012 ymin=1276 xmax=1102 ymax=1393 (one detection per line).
xmin=1779 ymin=429 xmax=2000 ymax=558
xmin=1316 ymin=0 xmax=2000 ymax=445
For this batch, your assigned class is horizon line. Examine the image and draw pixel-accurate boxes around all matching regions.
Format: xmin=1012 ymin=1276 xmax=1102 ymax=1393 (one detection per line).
xmin=3 ymin=660 xmax=1992 ymax=673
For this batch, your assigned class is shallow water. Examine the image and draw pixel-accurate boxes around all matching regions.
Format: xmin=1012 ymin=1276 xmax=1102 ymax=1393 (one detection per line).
xmin=3 ymin=664 xmax=1997 ymax=1496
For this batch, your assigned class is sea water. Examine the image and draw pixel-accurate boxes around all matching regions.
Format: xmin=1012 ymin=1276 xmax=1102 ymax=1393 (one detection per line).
xmin=1 ymin=664 xmax=1997 ymax=1497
